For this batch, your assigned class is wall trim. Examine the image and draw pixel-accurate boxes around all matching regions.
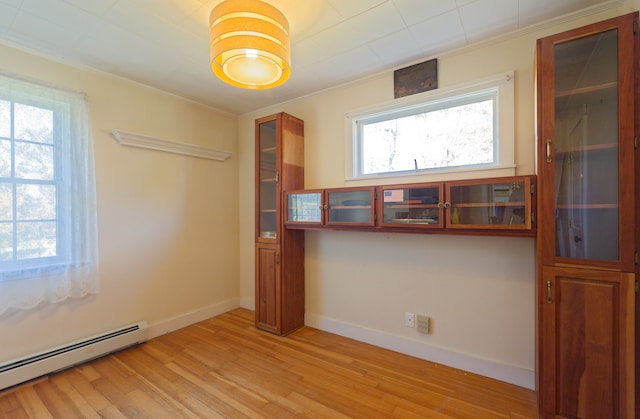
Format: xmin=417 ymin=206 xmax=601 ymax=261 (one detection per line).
xmin=111 ymin=130 xmax=232 ymax=161
xmin=239 ymin=297 xmax=254 ymax=311
xmin=148 ymin=298 xmax=240 ymax=339
xmin=305 ymin=312 xmax=535 ymax=390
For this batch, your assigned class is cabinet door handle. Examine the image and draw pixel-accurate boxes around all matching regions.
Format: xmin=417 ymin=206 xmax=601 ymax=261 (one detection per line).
xmin=546 ymin=140 xmax=553 ymax=163
xmin=546 ymin=280 xmax=552 ymax=304
xmin=444 ymin=202 xmax=451 ymax=209
xmin=276 ymin=253 xmax=280 ymax=264
xmin=437 ymin=202 xmax=444 ymax=209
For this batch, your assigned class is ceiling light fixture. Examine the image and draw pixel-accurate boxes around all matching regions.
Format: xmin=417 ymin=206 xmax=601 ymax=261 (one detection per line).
xmin=209 ymin=0 xmax=291 ymax=89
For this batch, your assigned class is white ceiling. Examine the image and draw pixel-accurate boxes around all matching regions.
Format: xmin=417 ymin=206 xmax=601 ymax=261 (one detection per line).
xmin=0 ymin=0 xmax=614 ymax=115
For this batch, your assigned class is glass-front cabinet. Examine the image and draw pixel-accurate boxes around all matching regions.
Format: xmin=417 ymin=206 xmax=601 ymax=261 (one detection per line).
xmin=286 ymin=176 xmax=535 ymax=235
xmin=326 ymin=188 xmax=375 ymax=226
xmin=536 ymin=13 xmax=638 ymax=419
xmin=285 ymin=187 xmax=375 ymax=228
xmin=286 ymin=190 xmax=323 ymax=225
xmin=539 ymin=14 xmax=635 ymax=270
xmin=255 ymin=112 xmax=305 ymax=336
xmin=379 ymin=183 xmax=443 ymax=228
xmin=257 ymin=119 xmax=278 ymax=240
xmin=447 ymin=177 xmax=531 ymax=230
xmin=550 ymin=26 xmax=621 ymax=264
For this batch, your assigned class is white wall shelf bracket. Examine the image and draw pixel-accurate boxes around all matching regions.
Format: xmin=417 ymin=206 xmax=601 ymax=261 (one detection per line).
xmin=111 ymin=130 xmax=232 ymax=162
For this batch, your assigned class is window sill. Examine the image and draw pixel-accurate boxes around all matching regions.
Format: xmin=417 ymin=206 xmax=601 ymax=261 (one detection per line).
xmin=345 ymin=164 xmax=516 ymax=185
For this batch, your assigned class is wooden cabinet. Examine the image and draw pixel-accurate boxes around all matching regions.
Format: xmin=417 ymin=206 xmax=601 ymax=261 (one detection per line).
xmin=255 ymin=113 xmax=304 ymax=335
xmin=285 ymin=187 xmax=375 ymax=228
xmin=536 ymin=13 xmax=639 ymax=418
xmin=378 ymin=182 xmax=444 ymax=229
xmin=540 ymin=266 xmax=635 ymax=419
xmin=285 ymin=176 xmax=535 ymax=236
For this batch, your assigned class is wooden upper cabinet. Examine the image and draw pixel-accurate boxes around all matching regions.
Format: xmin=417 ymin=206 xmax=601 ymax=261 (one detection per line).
xmin=445 ymin=176 xmax=533 ymax=232
xmin=286 ymin=175 xmax=536 ymax=236
xmin=536 ymin=12 xmax=638 ymax=272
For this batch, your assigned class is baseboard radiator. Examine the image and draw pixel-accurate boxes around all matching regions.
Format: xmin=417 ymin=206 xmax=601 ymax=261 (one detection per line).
xmin=0 ymin=321 xmax=148 ymax=391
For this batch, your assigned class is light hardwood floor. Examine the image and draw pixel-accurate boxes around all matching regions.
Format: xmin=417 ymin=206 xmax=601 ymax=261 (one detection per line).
xmin=0 ymin=309 xmax=537 ymax=418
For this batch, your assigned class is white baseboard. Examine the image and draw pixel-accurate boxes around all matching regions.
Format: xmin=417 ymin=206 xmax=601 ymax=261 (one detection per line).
xmin=239 ymin=297 xmax=254 ymax=311
xmin=305 ymin=312 xmax=535 ymax=390
xmin=148 ymin=298 xmax=240 ymax=339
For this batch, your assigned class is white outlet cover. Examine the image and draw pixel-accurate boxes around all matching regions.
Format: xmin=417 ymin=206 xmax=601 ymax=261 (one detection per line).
xmin=405 ymin=312 xmax=415 ymax=328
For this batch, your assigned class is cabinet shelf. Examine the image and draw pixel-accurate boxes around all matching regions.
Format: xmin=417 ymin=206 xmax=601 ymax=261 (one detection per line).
xmin=390 ymin=218 xmax=438 ymax=224
xmin=330 ymin=205 xmax=371 ymax=210
xmin=385 ymin=204 xmax=440 ymax=209
xmin=556 ymin=204 xmax=618 ymax=209
xmin=261 ymin=146 xmax=277 ymax=153
xmin=454 ymin=202 xmax=525 ymax=208
xmin=555 ymin=142 xmax=617 ymax=154
xmin=555 ymin=81 xmax=617 ymax=99
xmin=261 ymin=178 xmax=277 ymax=183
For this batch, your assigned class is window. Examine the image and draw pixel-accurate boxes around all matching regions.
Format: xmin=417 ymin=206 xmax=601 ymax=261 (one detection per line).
xmin=0 ymin=73 xmax=99 ymax=314
xmin=346 ymin=73 xmax=515 ymax=180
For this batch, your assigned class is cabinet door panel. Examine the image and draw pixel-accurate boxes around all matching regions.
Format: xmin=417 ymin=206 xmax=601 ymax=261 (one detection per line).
xmin=379 ymin=183 xmax=443 ymax=228
xmin=255 ymin=244 xmax=280 ymax=333
xmin=537 ymin=13 xmax=636 ymax=270
xmin=256 ymin=119 xmax=279 ymax=241
xmin=326 ymin=188 xmax=375 ymax=227
xmin=541 ymin=266 xmax=634 ymax=418
xmin=447 ymin=177 xmax=531 ymax=230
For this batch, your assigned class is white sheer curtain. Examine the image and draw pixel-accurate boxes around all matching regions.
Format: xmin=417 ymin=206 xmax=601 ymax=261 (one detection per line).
xmin=0 ymin=73 xmax=99 ymax=315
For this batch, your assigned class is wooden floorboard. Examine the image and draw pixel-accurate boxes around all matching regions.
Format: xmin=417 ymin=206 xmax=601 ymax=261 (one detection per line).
xmin=0 ymin=308 xmax=538 ymax=418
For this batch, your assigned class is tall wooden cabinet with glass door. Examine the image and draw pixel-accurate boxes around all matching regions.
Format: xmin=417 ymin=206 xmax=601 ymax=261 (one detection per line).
xmin=536 ymin=13 xmax=638 ymax=418
xmin=255 ymin=113 xmax=304 ymax=336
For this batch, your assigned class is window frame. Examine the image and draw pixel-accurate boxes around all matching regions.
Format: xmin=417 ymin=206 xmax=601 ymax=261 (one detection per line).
xmin=0 ymin=87 xmax=73 ymax=273
xmin=345 ymin=72 xmax=515 ymax=182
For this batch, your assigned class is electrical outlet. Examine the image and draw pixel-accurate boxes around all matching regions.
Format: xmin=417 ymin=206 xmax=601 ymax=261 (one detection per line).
xmin=405 ymin=312 xmax=415 ymax=328
xmin=417 ymin=315 xmax=430 ymax=334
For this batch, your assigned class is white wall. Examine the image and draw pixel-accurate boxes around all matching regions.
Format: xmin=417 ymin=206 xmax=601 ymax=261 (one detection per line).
xmin=238 ymin=3 xmax=637 ymax=389
xmin=1 ymin=0 xmax=637 ymax=391
xmin=0 ymin=44 xmax=240 ymax=362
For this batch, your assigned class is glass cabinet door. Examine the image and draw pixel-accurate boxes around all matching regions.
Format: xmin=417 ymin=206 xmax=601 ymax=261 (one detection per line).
xmin=326 ymin=188 xmax=375 ymax=226
xmin=285 ymin=190 xmax=323 ymax=225
xmin=379 ymin=184 xmax=443 ymax=228
xmin=447 ymin=178 xmax=531 ymax=230
xmin=257 ymin=119 xmax=278 ymax=240
xmin=552 ymin=29 xmax=619 ymax=261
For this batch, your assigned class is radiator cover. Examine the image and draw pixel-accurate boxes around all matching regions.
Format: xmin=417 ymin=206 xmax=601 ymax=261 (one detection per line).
xmin=0 ymin=321 xmax=148 ymax=391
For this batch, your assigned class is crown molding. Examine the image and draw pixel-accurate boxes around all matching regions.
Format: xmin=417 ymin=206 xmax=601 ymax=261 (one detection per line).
xmin=111 ymin=130 xmax=231 ymax=162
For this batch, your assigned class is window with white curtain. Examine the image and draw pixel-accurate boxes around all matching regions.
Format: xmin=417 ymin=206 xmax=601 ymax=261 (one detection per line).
xmin=0 ymin=73 xmax=99 ymax=315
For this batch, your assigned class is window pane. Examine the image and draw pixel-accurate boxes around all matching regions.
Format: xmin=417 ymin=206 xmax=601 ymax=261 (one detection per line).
xmin=16 ymin=184 xmax=56 ymax=220
xmin=17 ymin=221 xmax=56 ymax=259
xmin=15 ymin=141 xmax=54 ymax=180
xmin=0 ymin=223 xmax=12 ymax=261
xmin=0 ymin=182 xmax=12 ymax=220
xmin=0 ymin=139 xmax=10 ymax=177
xmin=14 ymin=103 xmax=53 ymax=144
xmin=361 ymin=99 xmax=494 ymax=175
xmin=0 ymin=100 xmax=9 ymax=138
